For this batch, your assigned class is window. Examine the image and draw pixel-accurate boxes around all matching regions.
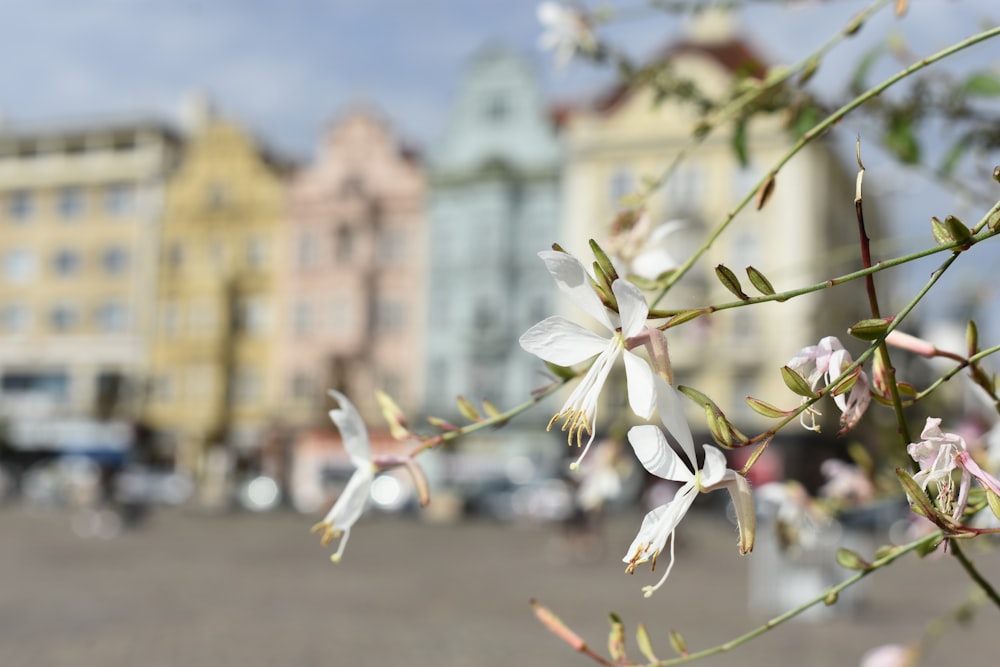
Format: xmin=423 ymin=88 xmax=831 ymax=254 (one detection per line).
xmin=484 ymin=93 xmax=510 ymax=123
xmin=2 ymin=249 xmax=35 ymax=283
xmin=95 ymin=301 xmax=128 ymax=332
xmin=1 ymin=371 xmax=68 ymax=400
xmin=7 ymin=189 xmax=33 ymax=221
xmin=609 ymin=168 xmax=635 ymax=207
xmin=335 ymin=225 xmax=354 ymax=262
xmin=101 ymin=247 xmax=129 ymax=275
xmin=188 ymin=301 xmax=217 ymax=335
xmin=246 ymin=236 xmax=268 ymax=269
xmin=52 ymin=249 xmax=82 ymax=277
xmin=104 ymin=182 xmax=135 ymax=217
xmin=0 ymin=303 xmax=29 ymax=333
xmin=374 ymin=299 xmax=404 ymax=334
xmin=377 ymin=228 xmax=407 ymax=263
xmin=291 ymin=372 xmax=314 ymax=400
xmin=297 ymin=231 xmax=318 ymax=269
xmin=329 ymin=297 xmax=351 ymax=335
xmin=233 ymin=296 xmax=269 ymax=335
xmin=58 ymin=186 xmax=85 ymax=219
xmin=230 ymin=369 xmax=260 ymax=405
xmin=206 ymin=182 xmax=230 ymax=209
xmin=293 ymin=301 xmax=313 ymax=338
xmin=49 ymin=303 xmax=80 ymax=332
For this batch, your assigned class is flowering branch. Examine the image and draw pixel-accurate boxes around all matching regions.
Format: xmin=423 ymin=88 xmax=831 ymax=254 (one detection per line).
xmin=949 ymin=541 xmax=1000 ymax=611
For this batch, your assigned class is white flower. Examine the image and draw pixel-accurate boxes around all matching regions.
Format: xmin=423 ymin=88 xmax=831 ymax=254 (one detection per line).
xmin=311 ymin=390 xmax=374 ymax=562
xmin=606 ymin=211 xmax=686 ymax=281
xmin=858 ymin=643 xmax=920 ymax=667
xmin=623 ymin=379 xmax=755 ymax=597
xmin=787 ymin=336 xmax=871 ymax=434
xmin=536 ymin=2 xmax=597 ymax=68
xmin=520 ymin=250 xmax=656 ymax=468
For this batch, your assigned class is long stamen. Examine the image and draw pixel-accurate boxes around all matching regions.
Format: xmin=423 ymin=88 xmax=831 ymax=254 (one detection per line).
xmin=642 ymin=531 xmax=677 ymax=598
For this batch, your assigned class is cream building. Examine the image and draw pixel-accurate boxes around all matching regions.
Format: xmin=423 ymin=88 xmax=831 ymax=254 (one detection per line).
xmin=559 ymin=20 xmax=868 ymax=435
xmin=0 ymin=119 xmax=179 ymax=439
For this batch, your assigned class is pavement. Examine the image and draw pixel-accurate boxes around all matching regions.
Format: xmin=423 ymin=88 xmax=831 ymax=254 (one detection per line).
xmin=1 ymin=503 xmax=997 ymax=667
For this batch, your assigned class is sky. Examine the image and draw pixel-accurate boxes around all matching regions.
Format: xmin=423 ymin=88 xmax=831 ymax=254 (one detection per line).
xmin=0 ymin=0 xmax=997 ymax=332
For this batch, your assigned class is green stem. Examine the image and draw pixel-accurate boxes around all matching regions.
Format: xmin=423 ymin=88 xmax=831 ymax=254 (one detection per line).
xmin=654 ymin=24 xmax=1000 ymax=306
xmin=949 ymin=540 xmax=1000 ymax=611
xmin=408 ymin=380 xmax=569 ymax=457
xmin=646 ymin=531 xmax=942 ymax=666
xmin=915 ymin=343 xmax=1000 ymax=402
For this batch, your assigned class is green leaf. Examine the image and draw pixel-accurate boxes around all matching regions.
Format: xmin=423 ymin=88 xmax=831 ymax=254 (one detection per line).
xmin=745 ymin=265 xmax=776 ymax=296
xmin=636 ymin=624 xmax=658 ymax=663
xmin=780 ymin=365 xmax=818 ymax=399
xmin=715 ymin=264 xmax=749 ymax=300
xmin=668 ymin=629 xmax=688 ymax=657
xmin=943 ymin=215 xmax=973 ymax=246
xmin=731 ymin=119 xmax=749 ymax=168
xmin=930 ymin=216 xmax=953 ymax=246
xmin=836 ymin=547 xmax=871 ymax=571
xmin=790 ymin=104 xmax=821 ymax=140
xmin=987 ymin=490 xmax=1000 ymax=521
xmin=607 ymin=613 xmax=627 ymax=663
xmin=962 ymin=71 xmax=1000 ymax=97
xmin=939 ymin=134 xmax=973 ymax=177
xmin=848 ymin=317 xmax=893 ymax=341
xmin=799 ymin=55 xmax=820 ymax=85
xmin=850 ymin=46 xmax=884 ymax=94
xmin=885 ymin=115 xmax=920 ymax=165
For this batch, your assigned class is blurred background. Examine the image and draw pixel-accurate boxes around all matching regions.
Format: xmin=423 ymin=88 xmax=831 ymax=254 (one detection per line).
xmin=1 ymin=2 xmax=999 ymax=665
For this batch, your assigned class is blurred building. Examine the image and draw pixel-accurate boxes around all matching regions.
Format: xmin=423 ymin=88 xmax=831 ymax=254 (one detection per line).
xmin=281 ymin=107 xmax=426 ymax=426
xmin=425 ymin=45 xmax=562 ymax=422
xmin=143 ymin=103 xmax=293 ymax=470
xmin=558 ymin=14 xmax=868 ymax=433
xmin=0 ymin=119 xmax=179 ymax=443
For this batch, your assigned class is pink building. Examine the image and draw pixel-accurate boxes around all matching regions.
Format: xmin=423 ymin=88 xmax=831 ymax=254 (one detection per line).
xmin=280 ymin=108 xmax=425 ymax=428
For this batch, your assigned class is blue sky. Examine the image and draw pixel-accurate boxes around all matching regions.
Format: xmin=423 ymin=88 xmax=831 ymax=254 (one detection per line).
xmin=0 ymin=1 xmax=991 ymax=159
xmin=0 ymin=1 xmax=996 ymax=334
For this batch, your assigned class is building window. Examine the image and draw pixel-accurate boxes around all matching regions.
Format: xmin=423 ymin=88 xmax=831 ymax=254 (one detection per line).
xmin=104 ymin=182 xmax=135 ymax=217
xmin=52 ymin=249 xmax=82 ymax=277
xmin=609 ymin=167 xmax=635 ymax=207
xmin=101 ymin=247 xmax=129 ymax=275
xmin=57 ymin=186 xmax=86 ymax=219
xmin=206 ymin=182 xmax=230 ymax=209
xmin=95 ymin=301 xmax=128 ymax=332
xmin=0 ymin=303 xmax=29 ymax=333
xmin=188 ymin=301 xmax=216 ymax=335
xmin=246 ymin=236 xmax=268 ymax=269
xmin=293 ymin=301 xmax=313 ymax=338
xmin=374 ymin=299 xmax=404 ymax=334
xmin=7 ymin=189 xmax=33 ymax=221
xmin=484 ymin=93 xmax=510 ymax=123
xmin=329 ymin=297 xmax=351 ymax=336
xmin=49 ymin=304 xmax=80 ymax=332
xmin=377 ymin=228 xmax=406 ymax=264
xmin=233 ymin=296 xmax=269 ymax=335
xmin=335 ymin=225 xmax=354 ymax=262
xmin=290 ymin=372 xmax=314 ymax=400
xmin=1 ymin=371 xmax=69 ymax=400
xmin=2 ymin=249 xmax=35 ymax=283
xmin=166 ymin=242 xmax=184 ymax=269
xmin=297 ymin=231 xmax=318 ymax=269
xmin=230 ymin=369 xmax=260 ymax=405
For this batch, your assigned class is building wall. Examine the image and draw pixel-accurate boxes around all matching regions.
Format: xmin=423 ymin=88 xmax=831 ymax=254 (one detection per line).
xmin=281 ymin=108 xmax=426 ymax=426
xmin=0 ymin=122 xmax=178 ymax=424
xmin=426 ymin=46 xmax=562 ymax=423
xmin=144 ymin=115 xmax=289 ymax=461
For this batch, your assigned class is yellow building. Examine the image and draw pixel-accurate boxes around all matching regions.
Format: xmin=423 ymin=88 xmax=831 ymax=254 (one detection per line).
xmin=0 ymin=119 xmax=179 ymax=437
xmin=560 ymin=19 xmax=868 ymax=434
xmin=145 ymin=106 xmax=293 ymax=468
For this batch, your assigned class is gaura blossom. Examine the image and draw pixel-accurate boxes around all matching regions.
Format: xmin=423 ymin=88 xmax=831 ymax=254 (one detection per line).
xmin=605 ymin=210 xmax=686 ymax=281
xmin=787 ymin=336 xmax=871 ymax=435
xmin=311 ymin=390 xmax=374 ymax=562
xmin=623 ymin=379 xmax=755 ymax=597
xmin=907 ymin=417 xmax=1000 ymax=521
xmin=858 ymin=643 xmax=920 ymax=667
xmin=536 ymin=2 xmax=598 ymax=68
xmin=519 ymin=250 xmax=658 ymax=468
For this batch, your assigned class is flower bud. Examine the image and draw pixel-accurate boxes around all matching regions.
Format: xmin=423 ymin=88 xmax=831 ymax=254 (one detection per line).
xmin=848 ymin=316 xmax=893 ymax=341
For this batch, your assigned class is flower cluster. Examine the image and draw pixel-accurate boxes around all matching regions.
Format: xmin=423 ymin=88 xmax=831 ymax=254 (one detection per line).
xmin=787 ymin=336 xmax=871 ymax=435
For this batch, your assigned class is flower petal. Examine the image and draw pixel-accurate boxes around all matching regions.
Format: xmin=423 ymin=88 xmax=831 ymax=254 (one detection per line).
xmin=539 ymin=250 xmax=614 ymax=331
xmin=653 ymin=377 xmax=696 ymax=464
xmin=725 ymin=474 xmax=756 ymax=555
xmin=519 ymin=316 xmax=609 ymax=366
xmin=628 ymin=424 xmax=694 ymax=482
xmin=622 ymin=350 xmax=655 ymax=420
xmin=611 ymin=278 xmax=649 ymax=338
xmin=325 ymin=466 xmax=374 ymax=532
xmin=622 ymin=482 xmax=697 ymax=564
xmin=328 ymin=389 xmax=371 ymax=466
xmin=699 ymin=445 xmax=730 ymax=488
